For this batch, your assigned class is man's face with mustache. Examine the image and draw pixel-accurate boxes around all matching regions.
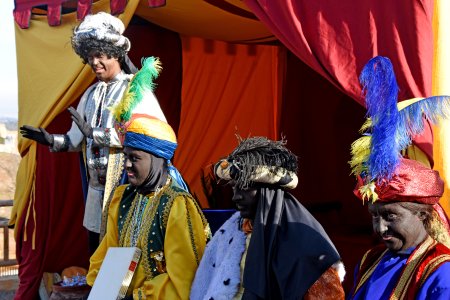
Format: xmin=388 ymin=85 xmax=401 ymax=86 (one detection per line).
xmin=368 ymin=201 xmax=428 ymax=252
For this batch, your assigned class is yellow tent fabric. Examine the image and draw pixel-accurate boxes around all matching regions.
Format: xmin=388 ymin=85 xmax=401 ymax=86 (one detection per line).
xmin=432 ymin=0 xmax=450 ymax=215
xmin=11 ymin=0 xmax=140 ymax=237
xmin=134 ymin=0 xmax=274 ymax=43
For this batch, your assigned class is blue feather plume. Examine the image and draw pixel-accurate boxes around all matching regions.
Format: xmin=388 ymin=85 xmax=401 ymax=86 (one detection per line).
xmin=351 ymin=56 xmax=450 ymax=200
xmin=397 ymin=96 xmax=450 ymax=152
xmin=359 ymin=56 xmax=400 ymax=182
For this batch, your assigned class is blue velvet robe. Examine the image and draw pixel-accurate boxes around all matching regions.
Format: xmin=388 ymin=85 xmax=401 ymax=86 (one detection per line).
xmin=350 ymin=247 xmax=450 ymax=300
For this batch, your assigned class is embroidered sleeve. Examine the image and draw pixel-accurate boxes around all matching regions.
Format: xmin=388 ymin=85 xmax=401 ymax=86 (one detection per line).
xmin=92 ymin=127 xmax=122 ymax=148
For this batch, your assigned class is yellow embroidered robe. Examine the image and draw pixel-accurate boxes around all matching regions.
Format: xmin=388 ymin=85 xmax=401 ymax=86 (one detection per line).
xmin=87 ymin=179 xmax=209 ymax=299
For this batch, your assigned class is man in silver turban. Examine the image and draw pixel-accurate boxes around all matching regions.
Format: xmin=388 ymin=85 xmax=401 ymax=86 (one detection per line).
xmin=20 ymin=12 xmax=166 ymax=254
xmin=71 ymin=12 xmax=134 ymax=75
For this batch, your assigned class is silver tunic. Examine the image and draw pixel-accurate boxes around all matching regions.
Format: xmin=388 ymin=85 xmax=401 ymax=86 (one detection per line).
xmin=52 ymin=72 xmax=132 ymax=233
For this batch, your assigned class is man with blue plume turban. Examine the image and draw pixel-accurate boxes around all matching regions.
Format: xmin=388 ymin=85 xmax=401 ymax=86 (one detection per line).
xmin=349 ymin=56 xmax=450 ymax=300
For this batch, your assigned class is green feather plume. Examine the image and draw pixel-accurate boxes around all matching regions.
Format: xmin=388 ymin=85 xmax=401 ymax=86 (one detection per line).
xmin=113 ymin=56 xmax=162 ymax=122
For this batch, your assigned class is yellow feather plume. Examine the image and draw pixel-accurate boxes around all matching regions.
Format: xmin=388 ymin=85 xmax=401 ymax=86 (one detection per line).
xmin=349 ymin=135 xmax=371 ymax=176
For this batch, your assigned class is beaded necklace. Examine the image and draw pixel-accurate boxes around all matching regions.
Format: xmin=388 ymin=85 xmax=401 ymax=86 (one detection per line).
xmin=129 ymin=194 xmax=148 ymax=247
xmin=120 ymin=178 xmax=170 ymax=248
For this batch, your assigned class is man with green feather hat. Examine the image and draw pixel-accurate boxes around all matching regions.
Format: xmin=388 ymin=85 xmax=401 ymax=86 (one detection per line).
xmin=86 ymin=113 xmax=209 ymax=299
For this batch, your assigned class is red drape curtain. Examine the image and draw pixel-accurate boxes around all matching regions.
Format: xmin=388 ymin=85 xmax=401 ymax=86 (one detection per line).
xmin=13 ymin=0 xmax=64 ymax=28
xmin=243 ymin=0 xmax=435 ymax=165
xmin=13 ymin=0 xmax=131 ymax=28
xmin=243 ymin=0 xmax=434 ymax=103
xmin=13 ymin=17 xmax=182 ymax=299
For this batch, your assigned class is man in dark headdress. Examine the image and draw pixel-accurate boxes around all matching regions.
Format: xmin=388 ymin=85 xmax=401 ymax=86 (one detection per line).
xmin=191 ymin=136 xmax=345 ymax=300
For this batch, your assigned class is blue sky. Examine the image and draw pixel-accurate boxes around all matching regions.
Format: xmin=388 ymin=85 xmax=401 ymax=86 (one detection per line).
xmin=0 ymin=1 xmax=18 ymax=119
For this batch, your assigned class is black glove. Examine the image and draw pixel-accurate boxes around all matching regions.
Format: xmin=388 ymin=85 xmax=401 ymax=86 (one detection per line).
xmin=20 ymin=125 xmax=54 ymax=146
xmin=68 ymin=106 xmax=93 ymax=139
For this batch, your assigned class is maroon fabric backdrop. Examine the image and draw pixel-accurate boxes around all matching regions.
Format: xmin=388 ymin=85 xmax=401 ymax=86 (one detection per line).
xmin=15 ymin=112 xmax=90 ymax=300
xmin=14 ymin=16 xmax=182 ymax=299
xmin=280 ymin=51 xmax=374 ymax=292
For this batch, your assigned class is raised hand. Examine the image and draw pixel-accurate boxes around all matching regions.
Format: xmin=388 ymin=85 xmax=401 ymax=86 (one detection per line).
xmin=68 ymin=107 xmax=93 ymax=138
xmin=20 ymin=125 xmax=54 ymax=146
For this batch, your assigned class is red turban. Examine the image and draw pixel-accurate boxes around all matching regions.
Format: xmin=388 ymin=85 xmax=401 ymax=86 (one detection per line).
xmin=354 ymin=158 xmax=444 ymax=204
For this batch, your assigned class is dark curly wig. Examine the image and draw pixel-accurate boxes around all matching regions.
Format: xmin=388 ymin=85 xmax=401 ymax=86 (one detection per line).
xmin=227 ymin=136 xmax=298 ymax=189
xmin=72 ymin=38 xmax=127 ymax=65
